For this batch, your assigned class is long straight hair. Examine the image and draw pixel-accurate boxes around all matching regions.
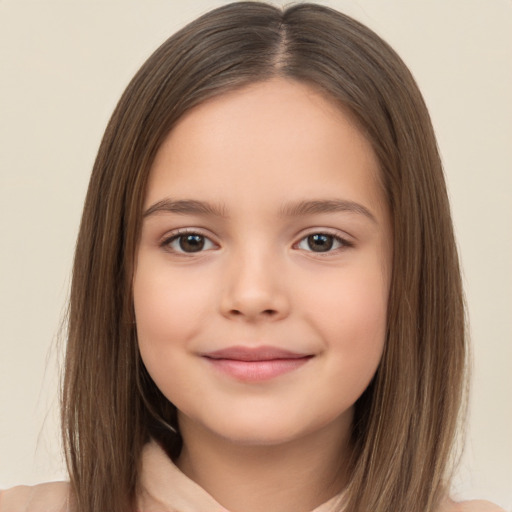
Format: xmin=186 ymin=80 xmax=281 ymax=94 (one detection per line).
xmin=62 ymin=3 xmax=466 ymax=511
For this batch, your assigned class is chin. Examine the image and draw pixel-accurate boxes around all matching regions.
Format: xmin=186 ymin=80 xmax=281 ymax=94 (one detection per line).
xmin=216 ymin=428 xmax=308 ymax=447
xmin=192 ymin=407 xmax=349 ymax=449
xmin=209 ymin=413 xmax=298 ymax=444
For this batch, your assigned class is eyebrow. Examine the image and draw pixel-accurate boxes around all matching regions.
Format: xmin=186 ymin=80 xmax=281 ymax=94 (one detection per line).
xmin=278 ymin=199 xmax=377 ymax=223
xmin=143 ymin=199 xmax=229 ymax=218
xmin=143 ymin=198 xmax=376 ymax=223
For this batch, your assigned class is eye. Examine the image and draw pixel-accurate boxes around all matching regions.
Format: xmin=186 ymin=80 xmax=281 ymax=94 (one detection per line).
xmin=163 ymin=231 xmax=216 ymax=254
xmin=296 ymin=233 xmax=350 ymax=253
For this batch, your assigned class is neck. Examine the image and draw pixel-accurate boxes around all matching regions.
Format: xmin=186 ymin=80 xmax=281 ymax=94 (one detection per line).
xmin=175 ymin=414 xmax=352 ymax=512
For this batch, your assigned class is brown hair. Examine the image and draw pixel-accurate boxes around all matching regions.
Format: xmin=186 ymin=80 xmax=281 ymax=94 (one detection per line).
xmin=62 ymin=3 xmax=466 ymax=511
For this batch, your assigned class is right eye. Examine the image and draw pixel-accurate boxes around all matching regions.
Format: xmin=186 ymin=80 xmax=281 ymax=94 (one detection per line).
xmin=162 ymin=231 xmax=216 ymax=254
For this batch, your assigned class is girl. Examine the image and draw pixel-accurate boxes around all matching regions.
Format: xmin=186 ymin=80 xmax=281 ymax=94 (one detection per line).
xmin=0 ymin=2 xmax=506 ymax=512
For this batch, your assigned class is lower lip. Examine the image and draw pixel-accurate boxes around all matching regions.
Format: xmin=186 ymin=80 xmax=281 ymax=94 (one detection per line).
xmin=204 ymin=357 xmax=312 ymax=382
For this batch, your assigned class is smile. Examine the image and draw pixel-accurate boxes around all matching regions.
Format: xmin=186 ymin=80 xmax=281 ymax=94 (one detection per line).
xmin=201 ymin=345 xmax=314 ymax=382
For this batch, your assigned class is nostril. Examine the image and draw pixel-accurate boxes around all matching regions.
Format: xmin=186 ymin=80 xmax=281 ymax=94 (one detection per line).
xmin=228 ymin=308 xmax=277 ymax=318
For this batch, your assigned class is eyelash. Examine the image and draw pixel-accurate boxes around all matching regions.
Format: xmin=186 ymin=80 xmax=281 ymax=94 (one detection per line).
xmin=160 ymin=228 xmax=353 ymax=256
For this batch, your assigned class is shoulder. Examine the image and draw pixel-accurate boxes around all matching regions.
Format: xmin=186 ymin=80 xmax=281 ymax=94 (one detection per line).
xmin=0 ymin=482 xmax=70 ymax=512
xmin=443 ymin=498 xmax=507 ymax=512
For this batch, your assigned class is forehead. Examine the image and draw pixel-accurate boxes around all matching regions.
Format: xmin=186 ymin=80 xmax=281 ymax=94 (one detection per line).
xmin=145 ymin=78 xmax=385 ymax=219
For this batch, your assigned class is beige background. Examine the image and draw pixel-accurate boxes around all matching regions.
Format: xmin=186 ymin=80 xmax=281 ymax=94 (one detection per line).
xmin=0 ymin=0 xmax=510 ymax=508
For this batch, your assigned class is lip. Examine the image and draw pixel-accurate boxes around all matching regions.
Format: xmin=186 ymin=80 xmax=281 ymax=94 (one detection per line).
xmin=204 ymin=345 xmax=311 ymax=361
xmin=201 ymin=345 xmax=314 ymax=382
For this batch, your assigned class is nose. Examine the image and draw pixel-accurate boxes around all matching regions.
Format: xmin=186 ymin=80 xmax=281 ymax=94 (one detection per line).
xmin=219 ymin=246 xmax=290 ymax=322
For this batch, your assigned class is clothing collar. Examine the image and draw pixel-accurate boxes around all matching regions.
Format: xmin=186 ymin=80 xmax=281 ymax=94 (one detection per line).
xmin=138 ymin=440 xmax=345 ymax=512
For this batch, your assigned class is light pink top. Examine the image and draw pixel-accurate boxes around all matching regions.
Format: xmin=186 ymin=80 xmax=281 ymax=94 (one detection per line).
xmin=0 ymin=440 xmax=345 ymax=512
xmin=2 ymin=442 xmax=505 ymax=512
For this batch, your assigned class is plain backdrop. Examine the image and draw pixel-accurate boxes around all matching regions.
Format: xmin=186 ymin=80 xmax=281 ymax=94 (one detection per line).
xmin=0 ymin=0 xmax=511 ymax=508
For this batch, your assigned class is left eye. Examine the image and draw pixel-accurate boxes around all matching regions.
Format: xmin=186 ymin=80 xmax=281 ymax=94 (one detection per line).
xmin=297 ymin=233 xmax=347 ymax=253
xmin=164 ymin=233 xmax=216 ymax=253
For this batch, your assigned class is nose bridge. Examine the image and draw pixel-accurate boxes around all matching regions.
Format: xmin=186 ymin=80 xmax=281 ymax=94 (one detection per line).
xmin=220 ymin=237 xmax=289 ymax=321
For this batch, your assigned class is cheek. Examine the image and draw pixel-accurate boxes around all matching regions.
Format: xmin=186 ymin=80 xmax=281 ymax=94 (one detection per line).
xmin=134 ymin=275 xmax=184 ymax=345
xmin=133 ymin=264 xmax=209 ymax=387
xmin=133 ymin=257 xmax=215 ymax=338
xmin=302 ymin=260 xmax=388 ymax=379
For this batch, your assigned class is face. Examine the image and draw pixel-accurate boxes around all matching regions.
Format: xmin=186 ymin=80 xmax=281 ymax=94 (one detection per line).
xmin=134 ymin=78 xmax=392 ymax=448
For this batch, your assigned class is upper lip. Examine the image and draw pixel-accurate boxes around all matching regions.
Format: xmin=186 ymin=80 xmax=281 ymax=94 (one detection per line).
xmin=202 ymin=345 xmax=312 ymax=361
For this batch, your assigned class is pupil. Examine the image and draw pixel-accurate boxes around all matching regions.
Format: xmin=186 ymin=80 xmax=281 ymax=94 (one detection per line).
xmin=179 ymin=234 xmax=204 ymax=252
xmin=308 ymin=234 xmax=333 ymax=252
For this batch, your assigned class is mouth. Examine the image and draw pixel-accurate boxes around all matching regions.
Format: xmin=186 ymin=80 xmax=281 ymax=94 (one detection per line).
xmin=201 ymin=345 xmax=314 ymax=382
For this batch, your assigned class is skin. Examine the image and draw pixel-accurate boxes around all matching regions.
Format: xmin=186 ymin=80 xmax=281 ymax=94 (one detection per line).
xmin=132 ymin=79 xmax=502 ymax=512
